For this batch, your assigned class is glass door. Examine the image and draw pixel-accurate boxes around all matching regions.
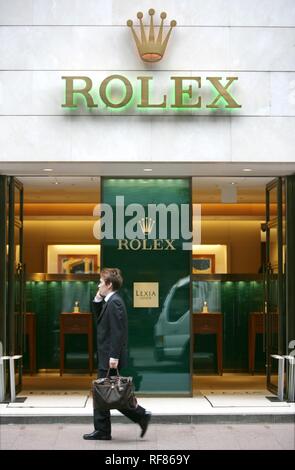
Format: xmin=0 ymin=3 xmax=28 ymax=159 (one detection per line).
xmin=0 ymin=177 xmax=9 ymax=400
xmin=6 ymin=177 xmax=24 ymax=397
xmin=265 ymin=178 xmax=286 ymax=395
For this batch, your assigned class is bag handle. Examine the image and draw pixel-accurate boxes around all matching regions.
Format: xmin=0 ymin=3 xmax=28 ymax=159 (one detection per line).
xmin=106 ymin=368 xmax=119 ymax=377
xmin=106 ymin=368 xmax=120 ymax=378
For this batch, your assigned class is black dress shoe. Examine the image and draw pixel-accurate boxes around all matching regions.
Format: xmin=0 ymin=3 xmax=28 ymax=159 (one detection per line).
xmin=139 ymin=411 xmax=152 ymax=438
xmin=83 ymin=430 xmax=112 ymax=440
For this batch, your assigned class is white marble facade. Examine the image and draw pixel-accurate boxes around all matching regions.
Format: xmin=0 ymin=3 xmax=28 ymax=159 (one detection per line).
xmin=0 ymin=0 xmax=295 ymax=163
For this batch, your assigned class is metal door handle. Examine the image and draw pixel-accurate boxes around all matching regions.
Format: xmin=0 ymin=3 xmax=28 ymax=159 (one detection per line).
xmin=263 ymin=301 xmax=267 ymax=352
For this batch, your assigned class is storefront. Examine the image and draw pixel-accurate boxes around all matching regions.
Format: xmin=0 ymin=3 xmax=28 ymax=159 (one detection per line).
xmin=0 ymin=1 xmax=295 ymax=400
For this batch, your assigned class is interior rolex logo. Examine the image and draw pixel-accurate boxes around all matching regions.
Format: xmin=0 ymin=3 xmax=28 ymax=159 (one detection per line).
xmin=139 ymin=217 xmax=155 ymax=235
xmin=127 ymin=9 xmax=176 ymax=63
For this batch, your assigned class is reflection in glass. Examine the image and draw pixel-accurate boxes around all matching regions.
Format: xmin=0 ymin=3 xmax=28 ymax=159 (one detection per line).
xmin=154 ymin=277 xmax=190 ymax=363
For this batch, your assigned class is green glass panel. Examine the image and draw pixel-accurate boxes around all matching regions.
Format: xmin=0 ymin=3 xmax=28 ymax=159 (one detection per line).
xmin=24 ymin=280 xmax=97 ymax=370
xmin=102 ymin=178 xmax=191 ymax=393
xmin=192 ymin=280 xmax=264 ymax=372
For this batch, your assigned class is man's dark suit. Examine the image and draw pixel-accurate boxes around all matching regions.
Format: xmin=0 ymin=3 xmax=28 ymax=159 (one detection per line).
xmin=93 ymin=292 xmax=128 ymax=370
xmin=92 ymin=291 xmax=146 ymax=436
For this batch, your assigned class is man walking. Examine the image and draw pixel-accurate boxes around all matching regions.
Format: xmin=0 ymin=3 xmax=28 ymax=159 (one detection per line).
xmin=83 ymin=268 xmax=151 ymax=440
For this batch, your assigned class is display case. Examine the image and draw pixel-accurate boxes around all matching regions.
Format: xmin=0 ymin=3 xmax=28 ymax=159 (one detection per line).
xmin=24 ymin=274 xmax=265 ymax=391
xmin=25 ymin=275 xmax=98 ymax=372
xmin=192 ymin=275 xmax=264 ymax=373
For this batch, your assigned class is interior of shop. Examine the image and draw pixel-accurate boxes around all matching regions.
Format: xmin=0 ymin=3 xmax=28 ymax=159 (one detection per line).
xmin=192 ymin=177 xmax=269 ymax=392
xmin=17 ymin=174 xmax=273 ymax=394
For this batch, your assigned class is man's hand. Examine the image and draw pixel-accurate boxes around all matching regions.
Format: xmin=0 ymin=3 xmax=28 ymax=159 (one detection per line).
xmin=109 ymin=358 xmax=119 ymax=369
xmin=93 ymin=290 xmax=104 ymax=303
xmin=96 ymin=291 xmax=104 ymax=300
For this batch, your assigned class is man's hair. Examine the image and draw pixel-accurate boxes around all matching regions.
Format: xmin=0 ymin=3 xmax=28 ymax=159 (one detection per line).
xmin=100 ymin=268 xmax=123 ymax=291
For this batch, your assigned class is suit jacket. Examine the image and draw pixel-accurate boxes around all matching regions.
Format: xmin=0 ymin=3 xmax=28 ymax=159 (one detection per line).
xmin=92 ymin=292 xmax=128 ymax=370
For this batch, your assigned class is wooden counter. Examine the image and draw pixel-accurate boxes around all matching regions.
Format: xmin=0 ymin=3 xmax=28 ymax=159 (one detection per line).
xmin=192 ymin=313 xmax=223 ymax=375
xmin=60 ymin=312 xmax=93 ymax=376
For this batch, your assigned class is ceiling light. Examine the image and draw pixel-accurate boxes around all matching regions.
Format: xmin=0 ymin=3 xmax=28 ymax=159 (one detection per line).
xmin=143 ymin=168 xmax=153 ymax=172
xmin=243 ymin=168 xmax=253 ymax=172
xmin=43 ymin=168 xmax=53 ymax=172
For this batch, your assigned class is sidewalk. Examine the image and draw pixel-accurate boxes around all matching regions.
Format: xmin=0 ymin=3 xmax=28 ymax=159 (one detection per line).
xmin=1 ymin=422 xmax=294 ymax=450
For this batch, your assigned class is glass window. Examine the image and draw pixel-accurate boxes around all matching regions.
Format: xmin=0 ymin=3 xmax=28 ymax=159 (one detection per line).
xmin=167 ymin=283 xmax=190 ymax=323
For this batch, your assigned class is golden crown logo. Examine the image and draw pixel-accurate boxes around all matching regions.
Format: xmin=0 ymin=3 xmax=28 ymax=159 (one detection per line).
xmin=127 ymin=9 xmax=176 ymax=63
xmin=139 ymin=217 xmax=155 ymax=234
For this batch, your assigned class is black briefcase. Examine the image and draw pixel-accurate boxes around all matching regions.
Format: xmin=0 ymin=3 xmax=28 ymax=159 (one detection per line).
xmin=92 ymin=369 xmax=137 ymax=411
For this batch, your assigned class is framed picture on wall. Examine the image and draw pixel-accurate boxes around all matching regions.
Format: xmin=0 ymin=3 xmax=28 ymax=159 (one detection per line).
xmin=192 ymin=254 xmax=215 ymax=274
xmin=57 ymin=254 xmax=98 ymax=274
xmin=46 ymin=244 xmax=100 ymax=273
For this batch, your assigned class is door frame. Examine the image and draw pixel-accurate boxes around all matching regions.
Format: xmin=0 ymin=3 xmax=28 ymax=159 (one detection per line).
xmin=265 ymin=177 xmax=286 ymax=395
xmin=0 ymin=176 xmax=24 ymax=399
